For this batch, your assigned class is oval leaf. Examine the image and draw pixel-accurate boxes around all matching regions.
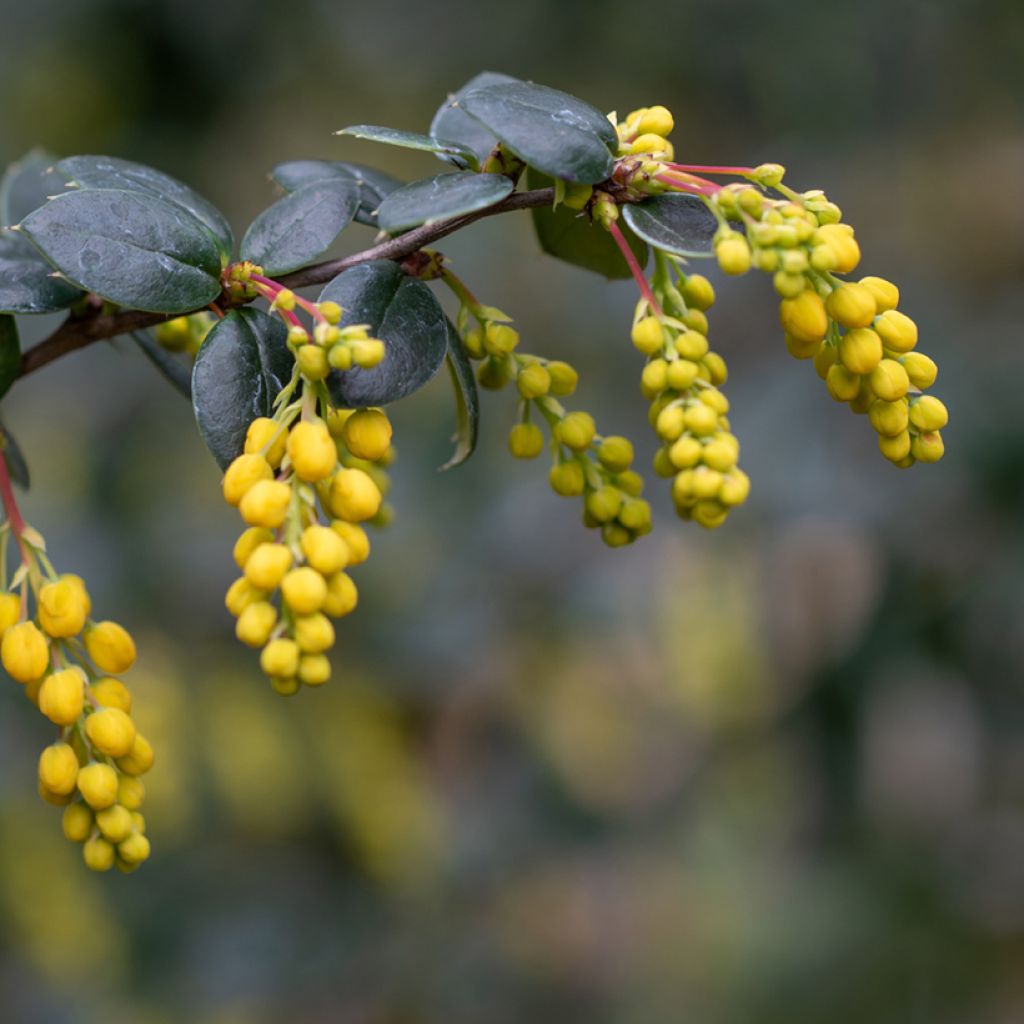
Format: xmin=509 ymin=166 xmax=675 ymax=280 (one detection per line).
xmin=20 ymin=189 xmax=223 ymax=315
xmin=430 ymin=71 xmax=521 ymax=166
xmin=270 ymin=159 xmax=403 ymax=228
xmin=336 ymin=126 xmax=479 ymax=169
xmin=460 ymin=81 xmax=616 ymax=184
xmin=1 ymin=149 xmax=68 ymax=226
xmin=526 ymin=170 xmax=646 ymax=279
xmin=191 ymin=309 xmax=293 ymax=469
xmin=0 ymin=229 xmax=82 ymax=314
xmin=241 ymin=180 xmax=359 ymax=275
xmin=0 ymin=316 xmax=20 ymax=400
xmin=376 ymin=171 xmax=513 ymax=234
xmin=319 ymin=260 xmax=448 ymax=408
xmin=622 ymin=194 xmax=723 ymax=258
xmin=58 ymin=155 xmax=233 ymax=256
xmin=0 ymin=419 xmax=30 ymax=490
xmin=440 ymin=317 xmax=479 ymax=470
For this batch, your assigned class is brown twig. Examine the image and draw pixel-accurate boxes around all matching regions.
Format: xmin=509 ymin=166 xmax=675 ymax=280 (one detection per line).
xmin=16 ymin=186 xmax=557 ymax=382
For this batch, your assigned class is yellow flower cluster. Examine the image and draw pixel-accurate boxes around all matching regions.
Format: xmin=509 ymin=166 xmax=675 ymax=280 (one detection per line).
xmin=633 ymin=267 xmax=750 ymax=528
xmin=223 ymin=406 xmax=393 ymax=694
xmin=462 ymin=318 xmax=652 ymax=547
xmin=615 ymin=104 xmax=676 ymax=161
xmin=0 ymin=532 xmax=152 ymax=873
xmin=709 ymin=177 xmax=947 ymax=466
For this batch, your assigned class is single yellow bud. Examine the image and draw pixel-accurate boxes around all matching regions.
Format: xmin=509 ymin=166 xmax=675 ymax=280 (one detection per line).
xmin=911 ymin=430 xmax=944 ymax=463
xmin=77 ymin=762 xmax=119 ymax=810
xmin=901 ymin=352 xmax=938 ymax=389
xmin=838 ymin=328 xmax=883 ymax=375
xmin=330 ymin=521 xmax=370 ymax=565
xmin=879 ymin=430 xmax=912 ymax=462
xmin=597 ymin=436 xmax=634 ymax=472
xmin=701 ymin=439 xmax=738 ymax=472
xmin=37 ymin=580 xmax=88 ymax=638
xmin=84 ymin=621 xmax=136 ymax=674
xmin=826 ymin=364 xmax=862 ymax=402
xmin=631 ymin=316 xmax=664 ymax=355
xmin=508 ymin=422 xmax=544 ymax=459
xmin=874 ymin=310 xmax=918 ymax=354
xmin=684 ymin=402 xmax=719 ymax=437
xmin=779 ymin=291 xmax=828 ymax=343
xmin=668 ymin=435 xmax=702 ymax=469
xmin=313 ymin=322 xmax=340 ymax=347
xmin=38 ymin=667 xmax=86 ymax=726
xmin=656 ymin=405 xmax=686 ymax=441
xmin=85 ymin=707 xmax=137 ymax=758
xmin=785 ymin=333 xmax=820 ymax=360
xmin=329 ymin=468 xmax=383 ymax=522
xmin=318 ymin=300 xmax=342 ymax=324
xmin=636 ymin=105 xmax=674 ymax=137
xmin=666 ymin=359 xmax=699 ymax=390
xmin=640 ymin=359 xmax=668 ymax=395
xmin=222 ymin=453 xmax=273 ymax=506
xmin=341 ymin=409 xmax=393 ymax=461
xmin=2 ymin=621 xmax=49 ymax=683
xmin=116 ymin=734 xmax=155 ymax=776
xmin=62 ymin=802 xmax=93 ymax=842
xmin=351 ymin=338 xmax=386 ymax=369
xmin=118 ymin=831 xmax=151 ymax=865
xmin=39 ymin=742 xmax=80 ymax=795
xmin=90 ymin=676 xmax=132 ymax=713
xmin=294 ymin=613 xmax=335 ymax=654
xmin=484 ymin=324 xmax=519 ymax=356
xmin=585 ymin=486 xmax=623 ymax=523
xmin=83 ymin=835 xmax=116 ymax=872
xmin=516 ymin=364 xmax=551 ymax=399
xmin=0 ymin=592 xmax=20 ymax=635
xmin=244 ymin=417 xmax=287 ymax=467
xmin=301 ymin=524 xmax=349 ymax=576
xmin=681 ymin=274 xmax=715 ymax=311
xmin=751 ymin=163 xmax=785 ymax=187
xmin=869 ymin=359 xmax=910 ymax=401
xmin=236 ymin=601 xmax=278 ymax=647
xmin=692 ymin=500 xmax=729 ymax=529
xmin=322 ymin=571 xmax=358 ymax=618
xmin=233 ymin=526 xmax=274 ymax=570
xmin=118 ymin=776 xmax=145 ymax=811
xmin=719 ymin=469 xmax=751 ymax=506
xmin=96 ymin=804 xmax=133 ymax=843
xmin=549 ymin=461 xmax=585 ymax=497
xmin=909 ymin=396 xmax=949 ymax=432
xmin=825 ymin=283 xmax=877 ymax=329
xmin=260 ymin=638 xmax=300 ymax=678
xmin=554 ymin=412 xmax=596 ymax=451
xmin=225 ymin=576 xmax=264 ymax=617
xmin=281 ymin=567 xmax=328 ymax=615
xmin=859 ymin=276 xmax=899 ymax=312
xmin=674 ymin=330 xmax=709 ymax=361
xmin=328 ymin=343 xmax=354 ymax=370
xmin=299 ymin=654 xmax=332 ymax=687
xmin=238 ymin=479 xmax=292 ymax=528
xmin=629 ymin=132 xmax=672 ymax=156
xmin=325 ymin=408 xmax=354 ymax=437
xmin=868 ymin=399 xmax=909 ymax=437
xmin=287 ymin=421 xmax=337 ymax=482
xmin=715 ymin=235 xmax=751 ymax=275
xmin=546 ymin=361 xmax=578 ymax=396
xmin=244 ymin=542 xmax=293 ymax=591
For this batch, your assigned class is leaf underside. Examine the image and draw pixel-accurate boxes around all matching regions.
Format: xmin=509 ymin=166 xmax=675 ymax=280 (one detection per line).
xmin=376 ymin=171 xmax=513 ymax=234
xmin=440 ymin=317 xmax=479 ymax=470
xmin=622 ymin=194 xmax=724 ymax=258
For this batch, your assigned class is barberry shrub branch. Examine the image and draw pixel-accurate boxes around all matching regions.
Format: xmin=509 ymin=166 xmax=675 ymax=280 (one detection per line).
xmin=0 ymin=71 xmax=947 ymax=873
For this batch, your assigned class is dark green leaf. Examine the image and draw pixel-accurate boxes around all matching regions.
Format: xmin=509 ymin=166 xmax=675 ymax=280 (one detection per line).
xmin=0 ymin=229 xmax=82 ymax=314
xmin=270 ymin=159 xmax=403 ymax=226
xmin=440 ymin=317 xmax=478 ymax=470
xmin=460 ymin=81 xmax=616 ymax=184
xmin=622 ymin=194 xmax=723 ymax=258
xmin=1 ymin=149 xmax=68 ymax=226
xmin=376 ymin=171 xmax=513 ymax=234
xmin=0 ymin=316 xmax=20 ymax=400
xmin=131 ymin=330 xmax=191 ymax=398
xmin=58 ymin=155 xmax=233 ymax=255
xmin=336 ymin=126 xmax=479 ymax=169
xmin=527 ymin=170 xmax=646 ymax=279
xmin=319 ymin=260 xmax=448 ymax=408
xmin=429 ymin=71 xmax=520 ymax=166
xmin=191 ymin=309 xmax=293 ymax=469
xmin=0 ymin=420 xmax=30 ymax=490
xmin=20 ymin=189 xmax=223 ymax=315
xmin=240 ymin=180 xmax=359 ymax=275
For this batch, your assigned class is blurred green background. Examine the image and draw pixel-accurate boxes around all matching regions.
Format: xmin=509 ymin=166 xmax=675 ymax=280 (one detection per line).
xmin=1 ymin=0 xmax=1023 ymax=1021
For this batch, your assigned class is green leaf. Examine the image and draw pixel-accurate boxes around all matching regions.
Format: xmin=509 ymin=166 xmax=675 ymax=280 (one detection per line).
xmin=20 ymin=189 xmax=223 ymax=315
xmin=0 ymin=316 xmax=20 ymax=400
xmin=191 ymin=309 xmax=293 ymax=470
xmin=270 ymin=159 xmax=403 ymax=227
xmin=319 ymin=260 xmax=448 ymax=408
xmin=0 ymin=229 xmax=82 ymax=314
xmin=131 ymin=330 xmax=192 ymax=398
xmin=240 ymin=180 xmax=359 ymax=275
xmin=440 ymin=317 xmax=478 ymax=470
xmin=526 ymin=170 xmax=646 ymax=279
xmin=1 ymin=149 xmax=68 ymax=226
xmin=460 ymin=81 xmax=616 ymax=184
xmin=430 ymin=71 xmax=520 ymax=166
xmin=336 ymin=126 xmax=479 ymax=170
xmin=376 ymin=171 xmax=513 ymax=234
xmin=0 ymin=420 xmax=30 ymax=490
xmin=622 ymin=194 xmax=723 ymax=258
xmin=58 ymin=155 xmax=233 ymax=256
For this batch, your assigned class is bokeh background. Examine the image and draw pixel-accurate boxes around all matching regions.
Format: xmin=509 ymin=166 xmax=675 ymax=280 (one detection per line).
xmin=1 ymin=1 xmax=1022 ymax=1021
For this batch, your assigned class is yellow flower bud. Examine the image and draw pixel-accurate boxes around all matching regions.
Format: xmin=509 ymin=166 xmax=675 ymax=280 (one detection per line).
xmin=118 ymin=776 xmax=145 ymax=811
xmin=784 ymin=333 xmax=820 ymax=360
xmin=38 ymin=667 xmax=86 ymax=726
xmin=636 ymin=105 xmax=674 ymax=137
xmin=675 ymin=330 xmax=709 ymax=361
xmin=96 ymin=804 xmax=133 ymax=843
xmin=238 ymin=479 xmax=292 ymax=528
xmin=719 ymin=469 xmax=751 ymax=506
xmin=779 ymin=291 xmax=828 ymax=343
xmin=859 ymin=276 xmax=899 ymax=312
xmin=701 ymin=439 xmax=738 ymax=472
xmin=233 ymin=527 xmax=274 ymax=571
xmin=328 ymin=343 xmax=354 ymax=370
xmin=341 ymin=409 xmax=393 ymax=461
xmin=37 ymin=580 xmax=87 ymax=639
xmin=666 ymin=359 xmax=699 ymax=390
xmin=703 ymin=352 xmax=728 ymax=386
xmin=294 ymin=613 xmax=335 ymax=654
xmin=0 ymin=591 xmax=20 ymax=635
xmin=85 ymin=707 xmax=137 ymax=758
xmin=281 ymin=567 xmax=328 ymax=615
xmin=909 ymin=396 xmax=948 ymax=432
xmin=838 ymin=328 xmax=883 ymax=375
xmin=329 ymin=468 xmax=383 ymax=522
xmin=814 ymin=224 xmax=861 ymax=272
xmin=656 ymin=405 xmax=686 ymax=441
xmin=901 ymin=352 xmax=938 ymax=389
xmin=287 ymin=421 xmax=337 ymax=483
xmin=323 ymin=572 xmax=358 ymax=618
xmin=508 ymin=423 xmax=544 ymax=459
xmin=868 ymin=399 xmax=909 ymax=437
xmin=77 ymin=762 xmax=119 ymax=810
xmin=911 ymin=430 xmax=944 ymax=463
xmin=116 ymin=734 xmax=155 ymax=777
xmin=62 ymin=802 xmax=93 ymax=842
xmin=83 ymin=835 xmax=116 ymax=872
xmin=84 ymin=621 xmax=136 ymax=674
xmin=683 ymin=402 xmax=719 ymax=437
xmin=222 ymin=453 xmax=273 ymax=506
xmin=118 ymin=831 xmax=151 ymax=865
xmin=261 ymin=638 xmax=300 ymax=677
xmin=869 ymin=359 xmax=910 ymax=401
xmin=629 ymin=132 xmax=672 ymax=156
xmin=39 ymin=742 xmax=79 ymax=796
xmin=684 ymin=309 xmax=709 ymax=334
xmin=298 ymin=654 xmax=331 ymax=687
xmin=516 ymin=364 xmax=551 ymax=399
xmin=235 ymin=601 xmax=278 ymax=647
xmin=326 ymin=408 xmax=354 ymax=438
xmin=225 ymin=577 xmax=265 ymax=618
xmin=562 ymin=182 xmax=593 ymax=211
xmin=715 ymin=235 xmax=751 ymax=276
xmin=774 ymin=271 xmax=806 ymax=299
xmin=692 ymin=500 xmax=729 ymax=529
xmin=874 ymin=310 xmax=918 ymax=354
xmin=878 ymin=430 xmax=912 ymax=462
xmin=484 ymin=324 xmax=519 ymax=356
xmin=825 ymin=283 xmax=877 ymax=329
xmin=585 ymin=486 xmax=622 ymax=523
xmin=699 ymin=388 xmax=729 ymax=414
xmin=549 ymin=461 xmax=585 ymax=497
xmin=681 ymin=274 xmax=715 ymax=311
xmin=318 ymin=300 xmax=342 ymax=325
xmin=300 ymin=524 xmax=349 ymax=576
xmin=330 ymin=521 xmax=370 ymax=565
xmin=640 ymin=359 xmax=668 ymax=395
xmin=597 ymin=436 xmax=634 ymax=472
xmin=554 ymin=412 xmax=596 ymax=451
xmin=631 ymin=316 xmax=664 ymax=355
xmin=2 ymin=621 xmax=49 ymax=683
xmin=826 ymin=364 xmax=862 ymax=402
xmin=546 ymin=361 xmax=578 ymax=396
xmin=88 ymin=677 xmax=131 ymax=714
xmin=297 ymin=344 xmax=330 ymax=380
xmin=351 ymin=338 xmax=386 ymax=369
xmin=244 ymin=417 xmax=287 ymax=468
xmin=243 ymin=542 xmax=292 ymax=591
xmin=668 ymin=435 xmax=702 ymax=469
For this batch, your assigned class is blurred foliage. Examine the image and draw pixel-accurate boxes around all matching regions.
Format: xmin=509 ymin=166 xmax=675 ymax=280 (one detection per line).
xmin=1 ymin=0 xmax=1023 ymax=1021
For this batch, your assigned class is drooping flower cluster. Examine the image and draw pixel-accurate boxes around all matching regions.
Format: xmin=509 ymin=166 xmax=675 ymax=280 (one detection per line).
xmin=0 ymin=525 xmax=152 ymax=872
